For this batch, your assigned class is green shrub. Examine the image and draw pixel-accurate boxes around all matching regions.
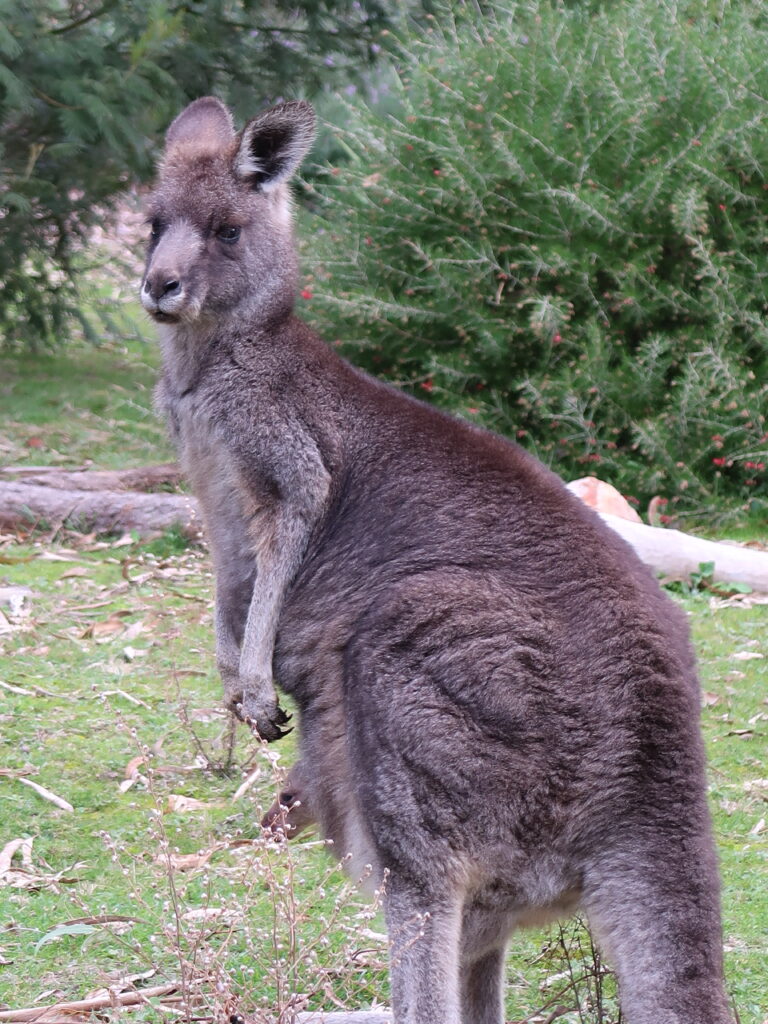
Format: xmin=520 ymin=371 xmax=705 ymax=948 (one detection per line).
xmin=306 ymin=0 xmax=768 ymax=519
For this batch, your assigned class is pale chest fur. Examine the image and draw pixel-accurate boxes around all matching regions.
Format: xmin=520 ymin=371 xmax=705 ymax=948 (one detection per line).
xmin=157 ymin=372 xmax=259 ymax=534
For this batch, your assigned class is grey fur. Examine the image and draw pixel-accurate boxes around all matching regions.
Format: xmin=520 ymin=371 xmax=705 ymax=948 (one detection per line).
xmin=142 ymin=97 xmax=733 ymax=1024
xmin=295 ymin=1014 xmax=391 ymax=1024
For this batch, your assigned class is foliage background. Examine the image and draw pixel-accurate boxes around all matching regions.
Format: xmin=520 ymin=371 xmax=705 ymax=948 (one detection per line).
xmin=4 ymin=0 xmax=768 ymax=518
xmin=304 ymin=0 xmax=768 ymax=519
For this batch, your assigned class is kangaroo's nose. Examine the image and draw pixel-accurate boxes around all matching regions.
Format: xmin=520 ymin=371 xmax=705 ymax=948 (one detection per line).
xmin=144 ymin=275 xmax=182 ymax=301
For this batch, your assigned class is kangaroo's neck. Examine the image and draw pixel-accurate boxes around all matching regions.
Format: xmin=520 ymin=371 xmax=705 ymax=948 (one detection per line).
xmin=157 ymin=321 xmax=219 ymax=395
xmin=157 ymin=297 xmax=301 ymax=393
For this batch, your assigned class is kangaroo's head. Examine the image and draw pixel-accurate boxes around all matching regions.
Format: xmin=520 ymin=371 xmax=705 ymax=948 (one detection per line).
xmin=261 ymin=762 xmax=316 ymax=839
xmin=140 ymin=97 xmax=316 ymax=327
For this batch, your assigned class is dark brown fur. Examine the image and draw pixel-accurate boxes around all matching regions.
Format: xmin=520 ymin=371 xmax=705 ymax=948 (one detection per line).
xmin=261 ymin=760 xmax=316 ymax=838
xmin=142 ymin=97 xmax=732 ymax=1024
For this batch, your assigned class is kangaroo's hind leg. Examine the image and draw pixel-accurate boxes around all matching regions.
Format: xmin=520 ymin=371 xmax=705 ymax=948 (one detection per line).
xmin=384 ymin=875 xmax=463 ymax=1024
xmin=459 ymin=946 xmax=505 ymax=1024
xmin=458 ymin=901 xmax=512 ymax=1024
xmin=582 ymin=831 xmax=732 ymax=1024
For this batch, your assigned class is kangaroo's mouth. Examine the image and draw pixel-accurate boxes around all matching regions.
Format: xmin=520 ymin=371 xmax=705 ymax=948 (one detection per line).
xmin=150 ymin=309 xmax=180 ymax=323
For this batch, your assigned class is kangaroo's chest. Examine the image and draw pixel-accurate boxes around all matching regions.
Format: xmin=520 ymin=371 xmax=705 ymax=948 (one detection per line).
xmin=165 ymin=378 xmax=290 ymax=552
xmin=158 ymin=379 xmax=247 ymax=519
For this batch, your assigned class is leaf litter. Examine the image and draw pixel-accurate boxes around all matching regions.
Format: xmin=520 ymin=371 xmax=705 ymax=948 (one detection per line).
xmin=0 ymin=838 xmax=82 ymax=890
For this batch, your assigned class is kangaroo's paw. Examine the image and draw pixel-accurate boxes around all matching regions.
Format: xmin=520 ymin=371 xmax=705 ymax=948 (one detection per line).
xmin=237 ymin=685 xmax=292 ymax=742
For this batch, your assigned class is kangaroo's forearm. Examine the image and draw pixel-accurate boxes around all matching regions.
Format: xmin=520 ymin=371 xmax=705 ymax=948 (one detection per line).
xmin=239 ymin=501 xmax=319 ymax=684
xmin=215 ymin=600 xmax=243 ymax=676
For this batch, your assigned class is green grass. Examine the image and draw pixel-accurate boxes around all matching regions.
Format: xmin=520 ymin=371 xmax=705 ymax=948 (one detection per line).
xmin=1 ymin=332 xmax=766 ymax=1021
xmin=0 ymin=313 xmax=171 ymax=471
xmin=0 ymin=537 xmax=387 ymax=1017
xmin=0 ymin=537 xmax=765 ymax=1020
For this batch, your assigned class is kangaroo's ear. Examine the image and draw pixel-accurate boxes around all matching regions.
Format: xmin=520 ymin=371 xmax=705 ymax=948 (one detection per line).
xmin=235 ymin=101 xmax=316 ymax=191
xmin=166 ymin=97 xmax=235 ymax=153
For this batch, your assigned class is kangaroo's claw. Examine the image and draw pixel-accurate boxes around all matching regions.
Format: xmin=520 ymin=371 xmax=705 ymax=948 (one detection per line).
xmin=234 ymin=699 xmax=293 ymax=742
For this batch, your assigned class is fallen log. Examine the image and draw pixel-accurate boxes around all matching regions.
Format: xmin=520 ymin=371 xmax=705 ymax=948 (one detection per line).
xmin=0 ymin=463 xmax=183 ymax=492
xmin=566 ymin=477 xmax=767 ymax=591
xmin=0 ymin=481 xmax=199 ymax=537
xmin=599 ymin=512 xmax=768 ymax=590
xmin=296 ymin=1014 xmax=391 ymax=1024
xmin=0 ymin=470 xmax=764 ymax=589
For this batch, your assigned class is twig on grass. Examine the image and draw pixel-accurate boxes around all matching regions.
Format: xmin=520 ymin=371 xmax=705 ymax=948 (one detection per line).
xmin=0 ymin=983 xmax=178 ymax=1021
xmin=17 ymin=777 xmax=74 ymax=812
xmin=231 ymin=764 xmax=262 ymax=802
xmin=0 ymin=680 xmax=34 ymax=696
xmin=100 ymin=688 xmax=151 ymax=709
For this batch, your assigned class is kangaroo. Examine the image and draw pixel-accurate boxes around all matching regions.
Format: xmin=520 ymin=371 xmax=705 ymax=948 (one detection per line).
xmin=261 ymin=760 xmax=316 ymax=837
xmin=141 ymin=96 xmax=732 ymax=1024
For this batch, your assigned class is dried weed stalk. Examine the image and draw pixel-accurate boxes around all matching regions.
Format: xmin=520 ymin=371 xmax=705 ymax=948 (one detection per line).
xmin=87 ymin=736 xmax=388 ymax=1024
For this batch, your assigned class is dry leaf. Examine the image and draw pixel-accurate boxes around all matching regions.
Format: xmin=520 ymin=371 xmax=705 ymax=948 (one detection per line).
xmin=59 ymin=567 xmax=88 ymax=580
xmin=126 ymin=569 xmax=154 ymax=585
xmin=0 ymin=837 xmax=82 ymax=890
xmin=0 ymin=837 xmax=33 ymax=876
xmin=124 ymin=755 xmax=147 ymax=780
xmin=166 ymin=794 xmax=216 ymax=813
xmin=749 ymin=817 xmax=765 ymax=836
xmin=157 ymin=849 xmax=213 ymax=872
xmin=83 ymin=968 xmax=157 ymax=998
xmin=701 ymin=692 xmax=721 ymax=707
xmin=122 ymin=619 xmax=145 ymax=642
xmin=730 ymin=651 xmax=765 ymax=661
xmin=119 ymin=755 xmax=148 ymax=793
xmin=37 ymin=551 xmax=85 ymax=563
xmin=709 ymin=591 xmax=768 ymax=610
xmin=81 ymin=610 xmax=133 ymax=640
xmin=122 ymin=645 xmax=148 ymax=662
xmin=82 ymin=617 xmax=122 ymax=639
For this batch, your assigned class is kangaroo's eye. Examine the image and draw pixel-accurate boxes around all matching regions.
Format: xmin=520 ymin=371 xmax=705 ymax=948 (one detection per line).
xmin=217 ymin=224 xmax=241 ymax=244
xmin=149 ymin=218 xmax=163 ymax=241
